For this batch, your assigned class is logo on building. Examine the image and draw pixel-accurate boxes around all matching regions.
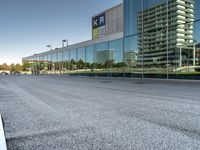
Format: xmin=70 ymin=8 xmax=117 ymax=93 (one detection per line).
xmin=92 ymin=13 xmax=106 ymax=39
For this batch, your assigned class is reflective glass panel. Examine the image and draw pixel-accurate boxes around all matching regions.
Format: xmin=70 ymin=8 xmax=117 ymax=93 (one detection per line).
xmin=109 ymin=39 xmax=123 ymax=77
xmin=86 ymin=45 xmax=94 ymax=75
xmin=94 ymin=42 xmax=109 ymax=76
xmin=124 ymin=35 xmax=140 ymax=77
xmin=57 ymin=52 xmax=62 ymax=62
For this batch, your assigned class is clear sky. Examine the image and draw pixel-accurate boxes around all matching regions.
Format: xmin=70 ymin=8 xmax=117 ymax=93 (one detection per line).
xmin=0 ymin=0 xmax=122 ymax=65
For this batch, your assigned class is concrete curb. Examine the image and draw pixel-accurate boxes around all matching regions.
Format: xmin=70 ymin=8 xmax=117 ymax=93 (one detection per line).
xmin=0 ymin=114 xmax=7 ymax=150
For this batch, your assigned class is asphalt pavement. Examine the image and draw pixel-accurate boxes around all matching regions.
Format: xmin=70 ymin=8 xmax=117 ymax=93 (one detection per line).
xmin=0 ymin=75 xmax=200 ymax=150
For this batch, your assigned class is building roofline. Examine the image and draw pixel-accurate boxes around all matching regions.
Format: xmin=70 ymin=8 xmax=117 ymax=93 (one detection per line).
xmin=22 ymin=32 xmax=123 ymax=59
xmin=92 ymin=3 xmax=123 ymax=18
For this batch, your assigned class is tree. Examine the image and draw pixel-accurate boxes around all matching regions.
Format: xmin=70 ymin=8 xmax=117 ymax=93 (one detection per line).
xmin=14 ymin=64 xmax=22 ymax=72
xmin=0 ymin=63 xmax=23 ymax=72
xmin=10 ymin=63 xmax=15 ymax=71
xmin=77 ymin=59 xmax=84 ymax=69
xmin=22 ymin=62 xmax=32 ymax=71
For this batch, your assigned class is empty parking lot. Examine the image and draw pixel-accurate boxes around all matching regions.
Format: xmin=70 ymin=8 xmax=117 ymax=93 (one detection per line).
xmin=0 ymin=75 xmax=200 ymax=150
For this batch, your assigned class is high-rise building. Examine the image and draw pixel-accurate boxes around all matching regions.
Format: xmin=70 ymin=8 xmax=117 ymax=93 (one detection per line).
xmin=137 ymin=0 xmax=195 ymax=66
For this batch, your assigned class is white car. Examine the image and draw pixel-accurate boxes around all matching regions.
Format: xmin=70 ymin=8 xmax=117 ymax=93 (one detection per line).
xmin=0 ymin=72 xmax=9 ymax=75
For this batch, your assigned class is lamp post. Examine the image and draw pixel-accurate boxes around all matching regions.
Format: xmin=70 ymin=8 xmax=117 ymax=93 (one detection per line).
xmin=61 ymin=39 xmax=68 ymax=75
xmin=47 ymin=45 xmax=52 ymax=50
xmin=62 ymin=39 xmax=68 ymax=48
xmin=179 ymin=46 xmax=182 ymax=68
xmin=166 ymin=0 xmax=169 ymax=79
xmin=193 ymin=43 xmax=197 ymax=66
xmin=47 ymin=45 xmax=53 ymax=74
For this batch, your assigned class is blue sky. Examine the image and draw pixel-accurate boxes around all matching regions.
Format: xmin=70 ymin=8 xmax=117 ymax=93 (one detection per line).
xmin=0 ymin=0 xmax=199 ymax=65
xmin=0 ymin=0 xmax=122 ymax=64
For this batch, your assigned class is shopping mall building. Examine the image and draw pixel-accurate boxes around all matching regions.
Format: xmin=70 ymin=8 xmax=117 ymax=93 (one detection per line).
xmin=22 ymin=0 xmax=200 ymax=79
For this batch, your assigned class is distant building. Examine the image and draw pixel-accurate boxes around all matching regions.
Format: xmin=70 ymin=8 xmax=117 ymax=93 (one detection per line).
xmin=95 ymin=49 xmax=114 ymax=64
xmin=124 ymin=51 xmax=137 ymax=67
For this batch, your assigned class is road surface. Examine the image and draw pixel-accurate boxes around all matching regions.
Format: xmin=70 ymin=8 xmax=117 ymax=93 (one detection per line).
xmin=0 ymin=75 xmax=200 ymax=150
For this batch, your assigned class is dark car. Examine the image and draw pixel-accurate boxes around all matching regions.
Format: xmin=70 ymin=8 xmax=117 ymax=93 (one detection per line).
xmin=0 ymin=72 xmax=9 ymax=75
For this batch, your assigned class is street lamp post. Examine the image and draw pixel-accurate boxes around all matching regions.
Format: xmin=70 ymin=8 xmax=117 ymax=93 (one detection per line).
xmin=61 ymin=39 xmax=68 ymax=75
xmin=179 ymin=46 xmax=182 ymax=68
xmin=193 ymin=43 xmax=196 ymax=66
xmin=166 ymin=0 xmax=169 ymax=79
xmin=62 ymin=39 xmax=68 ymax=48
xmin=47 ymin=45 xmax=52 ymax=50
xmin=46 ymin=45 xmax=53 ymax=74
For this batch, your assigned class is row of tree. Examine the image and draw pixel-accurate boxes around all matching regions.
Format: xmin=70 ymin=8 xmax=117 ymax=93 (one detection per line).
xmin=0 ymin=63 xmax=23 ymax=72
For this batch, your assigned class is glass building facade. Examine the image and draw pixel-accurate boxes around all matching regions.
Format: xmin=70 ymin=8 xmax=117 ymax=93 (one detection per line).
xmin=23 ymin=0 xmax=200 ymax=80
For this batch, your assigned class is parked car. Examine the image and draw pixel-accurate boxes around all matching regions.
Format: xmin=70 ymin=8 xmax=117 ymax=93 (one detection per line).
xmin=13 ymin=71 xmax=21 ymax=75
xmin=0 ymin=72 xmax=9 ymax=75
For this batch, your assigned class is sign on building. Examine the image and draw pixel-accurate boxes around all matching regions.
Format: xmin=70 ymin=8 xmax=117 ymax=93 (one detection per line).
xmin=92 ymin=13 xmax=106 ymax=39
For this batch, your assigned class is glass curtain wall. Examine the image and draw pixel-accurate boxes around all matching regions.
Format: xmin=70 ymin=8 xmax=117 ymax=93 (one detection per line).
xmin=39 ymin=55 xmax=44 ymax=74
xmin=33 ymin=56 xmax=37 ymax=75
xmin=94 ymin=42 xmax=109 ymax=76
xmin=124 ymin=36 xmax=140 ymax=78
xmin=69 ymin=49 xmax=77 ymax=74
xmin=168 ymin=0 xmax=200 ymax=79
xmin=77 ymin=47 xmax=86 ymax=75
xmin=63 ymin=50 xmax=70 ymax=74
xmin=109 ymin=39 xmax=123 ymax=77
xmin=47 ymin=53 xmax=52 ymax=74
xmin=43 ymin=54 xmax=48 ymax=74
xmin=86 ymin=45 xmax=95 ymax=76
xmin=36 ymin=56 xmax=40 ymax=74
xmin=194 ymin=21 xmax=200 ymax=68
xmin=190 ymin=0 xmax=200 ymax=79
xmin=33 ymin=56 xmax=39 ymax=75
xmin=51 ymin=53 xmax=57 ymax=74
xmin=124 ymin=0 xmax=200 ymax=79
xmin=142 ymin=0 xmax=168 ymax=79
xmin=57 ymin=52 xmax=63 ymax=74
xmin=124 ymin=0 xmax=143 ymax=78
